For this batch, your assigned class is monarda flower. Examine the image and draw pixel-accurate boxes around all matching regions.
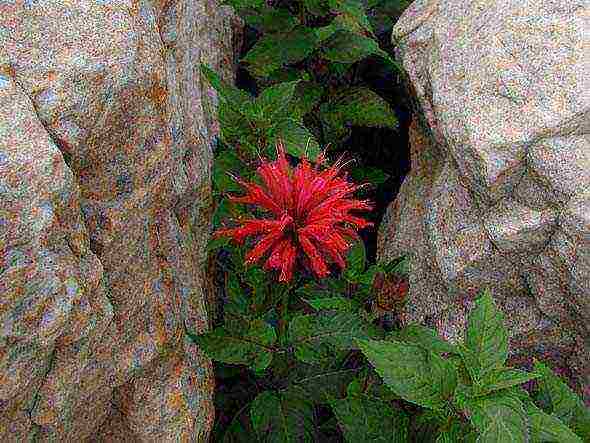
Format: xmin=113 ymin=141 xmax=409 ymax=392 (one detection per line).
xmin=213 ymin=141 xmax=373 ymax=282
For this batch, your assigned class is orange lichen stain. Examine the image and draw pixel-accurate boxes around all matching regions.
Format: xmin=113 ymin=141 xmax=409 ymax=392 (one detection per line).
xmin=148 ymin=82 xmax=168 ymax=109
xmin=46 ymin=70 xmax=58 ymax=83
xmin=35 ymin=407 xmax=56 ymax=425
xmin=172 ymin=358 xmax=184 ymax=379
xmin=167 ymin=390 xmax=186 ymax=410
xmin=0 ymin=64 xmax=15 ymax=79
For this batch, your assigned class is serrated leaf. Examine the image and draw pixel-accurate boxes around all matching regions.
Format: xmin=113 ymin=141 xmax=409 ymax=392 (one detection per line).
xmin=329 ymin=0 xmax=375 ymax=38
xmin=346 ymin=378 xmax=363 ymax=397
xmin=220 ymin=0 xmax=264 ymax=11
xmin=226 ymin=273 xmax=250 ymax=316
xmin=207 ymin=236 xmax=230 ymax=252
xmin=315 ymin=22 xmax=340 ymax=42
xmin=436 ymin=420 xmax=472 ymax=443
xmin=242 ymin=26 xmax=319 ymax=79
xmin=186 ymin=320 xmax=275 ymax=369
xmin=356 ymin=339 xmax=457 ymax=409
xmin=330 ymin=394 xmax=408 ymax=442
xmin=383 ymin=255 xmax=409 ymax=276
xmin=250 ymin=390 xmax=315 ymax=442
xmin=350 ymin=166 xmax=390 ymax=185
xmin=217 ymin=101 xmax=256 ymax=147
xmin=534 ymin=361 xmax=590 ymax=440
xmin=289 ymin=312 xmax=379 ymax=365
xmin=287 ymin=369 xmax=359 ymax=404
xmin=242 ymin=7 xmax=300 ymax=33
xmin=200 ymin=64 xmax=254 ymax=112
xmin=412 ymin=410 xmax=447 ymax=443
xmin=463 ymin=391 xmax=528 ymax=443
xmin=269 ymin=118 xmax=320 ymax=161
xmin=388 ymin=324 xmax=458 ymax=355
xmin=321 ymin=29 xmax=388 ymax=64
xmin=343 ymin=240 xmax=366 ymax=283
xmin=291 ymin=82 xmax=324 ymax=120
xmin=304 ymin=296 xmax=360 ymax=312
xmin=221 ymin=406 xmax=257 ymax=443
xmin=320 ymin=86 xmax=398 ymax=143
xmin=213 ymin=150 xmax=244 ymax=193
xmin=475 ymin=369 xmax=540 ymax=396
xmin=303 ymin=0 xmax=331 ymax=15
xmin=254 ymin=80 xmax=301 ymax=121
xmin=463 ymin=289 xmax=508 ymax=383
xmin=526 ymin=402 xmax=582 ymax=442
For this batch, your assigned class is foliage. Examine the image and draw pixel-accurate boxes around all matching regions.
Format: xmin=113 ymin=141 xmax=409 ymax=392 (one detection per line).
xmin=356 ymin=290 xmax=588 ymax=442
xmin=190 ymin=0 xmax=589 ymax=441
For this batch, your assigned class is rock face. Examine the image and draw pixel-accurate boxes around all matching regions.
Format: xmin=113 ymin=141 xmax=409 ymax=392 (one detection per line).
xmin=379 ymin=0 xmax=589 ymax=399
xmin=0 ymin=1 xmax=242 ymax=441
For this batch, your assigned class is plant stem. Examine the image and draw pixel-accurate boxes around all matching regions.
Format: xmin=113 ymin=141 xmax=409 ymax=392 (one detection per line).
xmin=278 ymin=283 xmax=291 ymax=347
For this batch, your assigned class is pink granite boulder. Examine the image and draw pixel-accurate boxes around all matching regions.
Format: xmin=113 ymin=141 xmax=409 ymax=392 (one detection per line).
xmin=378 ymin=0 xmax=589 ymax=399
xmin=0 ymin=0 xmax=242 ymax=440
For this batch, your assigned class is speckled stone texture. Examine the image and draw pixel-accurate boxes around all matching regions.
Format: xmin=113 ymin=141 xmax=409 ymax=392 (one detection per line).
xmin=379 ymin=0 xmax=589 ymax=400
xmin=0 ymin=1 xmax=242 ymax=441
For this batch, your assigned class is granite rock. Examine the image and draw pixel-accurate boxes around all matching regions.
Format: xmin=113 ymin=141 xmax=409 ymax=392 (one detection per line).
xmin=0 ymin=0 xmax=242 ymax=440
xmin=379 ymin=0 xmax=589 ymax=399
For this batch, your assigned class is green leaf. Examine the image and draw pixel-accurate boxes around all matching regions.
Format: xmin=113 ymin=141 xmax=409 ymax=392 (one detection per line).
xmin=330 ymin=394 xmax=408 ymax=442
xmin=304 ymin=296 xmax=360 ymax=312
xmin=412 ymin=410 xmax=447 ymax=443
xmin=221 ymin=406 xmax=257 ymax=443
xmin=187 ymin=320 xmax=275 ymax=370
xmin=242 ymin=26 xmax=319 ymax=78
xmin=346 ymin=378 xmax=363 ymax=397
xmin=200 ymin=64 xmax=254 ymax=112
xmin=463 ymin=391 xmax=528 ymax=443
xmin=534 ymin=361 xmax=590 ymax=440
xmin=254 ymin=80 xmax=301 ymax=121
xmin=343 ymin=240 xmax=366 ymax=283
xmin=320 ymin=87 xmax=398 ymax=143
xmin=475 ymin=368 xmax=540 ymax=396
xmin=436 ymin=420 xmax=473 ymax=443
xmin=225 ymin=273 xmax=250 ymax=317
xmin=388 ymin=324 xmax=459 ymax=355
xmin=350 ymin=166 xmax=390 ymax=185
xmin=219 ymin=0 xmax=264 ymax=11
xmin=315 ymin=23 xmax=340 ymax=42
xmin=212 ymin=198 xmax=245 ymax=230
xmin=382 ymin=255 xmax=409 ymax=276
xmin=217 ymin=101 xmax=256 ymax=147
xmin=250 ymin=390 xmax=315 ymax=442
xmin=356 ymin=339 xmax=457 ymax=409
xmin=526 ymin=402 xmax=583 ymax=443
xmin=321 ymin=30 xmax=389 ymax=64
xmin=242 ymin=7 xmax=300 ymax=34
xmin=207 ymin=236 xmax=230 ymax=252
xmin=288 ymin=369 xmax=359 ymax=404
xmin=289 ymin=312 xmax=379 ymax=365
xmin=328 ymin=0 xmax=375 ymax=38
xmin=291 ymin=81 xmax=324 ymax=120
xmin=269 ymin=118 xmax=321 ymax=161
xmin=303 ymin=0 xmax=331 ymax=16
xmin=463 ymin=289 xmax=508 ymax=383
xmin=212 ymin=150 xmax=244 ymax=193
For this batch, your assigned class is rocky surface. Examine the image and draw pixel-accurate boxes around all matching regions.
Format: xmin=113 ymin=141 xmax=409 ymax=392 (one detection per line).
xmin=379 ymin=0 xmax=589 ymax=399
xmin=0 ymin=1 xmax=242 ymax=440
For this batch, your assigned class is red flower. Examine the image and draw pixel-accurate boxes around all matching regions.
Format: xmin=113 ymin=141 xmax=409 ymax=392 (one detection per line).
xmin=213 ymin=141 xmax=373 ymax=282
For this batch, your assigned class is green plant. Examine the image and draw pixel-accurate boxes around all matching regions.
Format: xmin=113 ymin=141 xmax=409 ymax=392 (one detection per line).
xmin=190 ymin=0 xmax=590 ymax=440
xmin=356 ymin=290 xmax=589 ymax=442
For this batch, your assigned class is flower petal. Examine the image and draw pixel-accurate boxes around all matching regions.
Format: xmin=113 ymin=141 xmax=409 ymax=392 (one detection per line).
xmin=297 ymin=231 xmax=329 ymax=278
